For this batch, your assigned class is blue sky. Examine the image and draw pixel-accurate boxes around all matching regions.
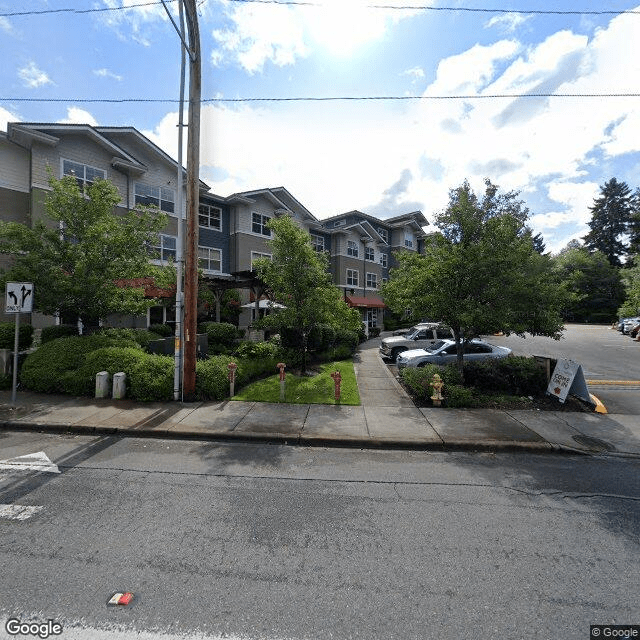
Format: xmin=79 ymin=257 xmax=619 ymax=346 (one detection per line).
xmin=1 ymin=0 xmax=640 ymax=252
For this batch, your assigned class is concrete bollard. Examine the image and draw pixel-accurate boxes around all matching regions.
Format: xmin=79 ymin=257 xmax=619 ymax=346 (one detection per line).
xmin=112 ymin=372 xmax=127 ymax=400
xmin=95 ymin=371 xmax=111 ymax=399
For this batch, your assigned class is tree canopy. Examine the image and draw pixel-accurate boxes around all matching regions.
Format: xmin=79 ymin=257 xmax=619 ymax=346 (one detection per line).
xmin=382 ymin=180 xmax=566 ymax=372
xmin=0 ymin=174 xmax=173 ymax=326
xmin=253 ymin=215 xmax=361 ymax=372
xmin=583 ymin=178 xmax=633 ymax=266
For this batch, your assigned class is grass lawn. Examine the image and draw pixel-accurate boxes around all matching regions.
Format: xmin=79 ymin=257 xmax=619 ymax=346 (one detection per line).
xmin=231 ymin=360 xmax=360 ymax=405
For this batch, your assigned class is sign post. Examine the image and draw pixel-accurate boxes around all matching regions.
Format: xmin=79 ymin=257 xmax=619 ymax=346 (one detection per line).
xmin=547 ymin=358 xmax=594 ymax=406
xmin=5 ymin=282 xmax=33 ymax=406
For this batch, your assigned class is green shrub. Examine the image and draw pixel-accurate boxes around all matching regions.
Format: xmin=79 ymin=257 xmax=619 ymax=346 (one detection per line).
xmin=195 ymin=355 xmax=235 ymax=401
xmin=444 ymin=384 xmax=475 ymax=408
xmin=400 ymin=363 xmax=463 ymax=401
xmin=98 ymin=328 xmax=162 ymax=349
xmin=234 ymin=339 xmax=280 ymax=360
xmin=0 ymin=373 xmax=12 ymax=390
xmin=0 ymin=322 xmax=34 ymax=350
xmin=463 ymin=357 xmax=546 ymax=396
xmin=200 ymin=322 xmax=239 ymax=347
xmin=129 ymin=354 xmax=174 ymax=401
xmin=19 ymin=335 xmax=140 ymax=393
xmin=307 ymin=324 xmax=337 ymax=351
xmin=40 ymin=324 xmax=78 ymax=344
xmin=334 ymin=328 xmax=359 ymax=353
xmin=149 ymin=323 xmax=173 ymax=337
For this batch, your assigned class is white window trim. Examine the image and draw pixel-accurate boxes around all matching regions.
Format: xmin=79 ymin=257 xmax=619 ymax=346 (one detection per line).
xmin=60 ymin=158 xmax=106 ymax=186
xmin=346 ymin=268 xmax=359 ymax=287
xmin=380 ymin=253 xmax=388 ymax=268
xmin=198 ymin=203 xmax=223 ymax=231
xmin=251 ymin=251 xmax=272 ymax=269
xmin=251 ymin=212 xmax=272 ymax=237
xmin=366 ymin=272 xmax=378 ymax=289
xmin=311 ymin=233 xmax=325 ymax=252
xmin=150 ymin=234 xmax=177 ymax=265
xmin=134 ymin=182 xmax=176 ymax=215
xmin=364 ymin=246 xmax=375 ymax=262
xmin=347 ymin=240 xmax=359 ymax=258
xmin=198 ymin=246 xmax=223 ymax=274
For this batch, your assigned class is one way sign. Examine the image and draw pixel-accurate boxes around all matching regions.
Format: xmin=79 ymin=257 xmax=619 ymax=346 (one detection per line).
xmin=5 ymin=282 xmax=33 ymax=313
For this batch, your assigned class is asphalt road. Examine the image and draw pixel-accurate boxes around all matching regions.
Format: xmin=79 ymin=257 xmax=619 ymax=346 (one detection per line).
xmin=475 ymin=324 xmax=640 ymax=414
xmin=1 ymin=431 xmax=639 ymax=640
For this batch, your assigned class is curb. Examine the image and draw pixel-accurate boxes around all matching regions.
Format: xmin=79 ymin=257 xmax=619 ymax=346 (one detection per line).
xmin=0 ymin=420 xmax=590 ymax=455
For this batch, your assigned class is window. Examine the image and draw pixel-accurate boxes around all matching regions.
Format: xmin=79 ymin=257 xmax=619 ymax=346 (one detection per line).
xmin=198 ymin=247 xmax=222 ymax=273
xmin=346 ymin=269 xmax=359 ymax=286
xmin=311 ymin=234 xmax=325 ymax=253
xmin=252 ymin=212 xmax=271 ymax=236
xmin=334 ymin=219 xmax=345 ymax=227
xmin=135 ymin=183 xmax=175 ymax=214
xmin=404 ymin=232 xmax=414 ymax=248
xmin=251 ymin=251 xmax=272 ymax=269
xmin=151 ymin=234 xmax=177 ymax=262
xmin=380 ymin=253 xmax=388 ymax=268
xmin=62 ymin=159 xmax=106 ymax=190
xmin=347 ymin=240 xmax=359 ymax=258
xmin=199 ymin=204 xmax=222 ymax=230
xmin=365 ymin=246 xmax=375 ymax=261
xmin=366 ymin=273 xmax=378 ymax=289
xmin=377 ymin=227 xmax=389 ymax=243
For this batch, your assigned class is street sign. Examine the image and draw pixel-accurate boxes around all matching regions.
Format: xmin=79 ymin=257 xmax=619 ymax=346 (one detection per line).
xmin=5 ymin=282 xmax=33 ymax=313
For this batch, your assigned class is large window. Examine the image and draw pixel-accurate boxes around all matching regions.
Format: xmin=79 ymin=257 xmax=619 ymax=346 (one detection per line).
xmin=366 ymin=273 xmax=378 ymax=289
xmin=347 ymin=240 xmax=359 ymax=258
xmin=346 ymin=269 xmax=359 ymax=286
xmin=251 ymin=251 xmax=272 ymax=269
xmin=404 ymin=232 xmax=414 ymax=248
xmin=199 ymin=204 xmax=222 ymax=230
xmin=198 ymin=247 xmax=222 ymax=273
xmin=62 ymin=159 xmax=105 ymax=190
xmin=377 ymin=227 xmax=389 ymax=243
xmin=380 ymin=253 xmax=388 ymax=268
xmin=151 ymin=234 xmax=177 ymax=262
xmin=135 ymin=183 xmax=175 ymax=214
xmin=365 ymin=246 xmax=375 ymax=261
xmin=311 ymin=234 xmax=325 ymax=253
xmin=252 ymin=212 xmax=271 ymax=236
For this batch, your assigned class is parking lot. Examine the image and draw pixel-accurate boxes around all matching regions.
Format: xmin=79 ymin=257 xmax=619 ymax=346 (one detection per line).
xmin=383 ymin=324 xmax=640 ymax=415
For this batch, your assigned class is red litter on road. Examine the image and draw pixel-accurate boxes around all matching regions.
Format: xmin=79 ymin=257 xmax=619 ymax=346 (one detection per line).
xmin=107 ymin=592 xmax=134 ymax=606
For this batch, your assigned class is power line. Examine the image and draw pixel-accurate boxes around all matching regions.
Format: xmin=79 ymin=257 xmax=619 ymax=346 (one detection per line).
xmin=0 ymin=0 xmax=177 ymax=19
xmin=2 ymin=93 xmax=640 ymax=104
xmin=2 ymin=1 xmax=639 ymax=18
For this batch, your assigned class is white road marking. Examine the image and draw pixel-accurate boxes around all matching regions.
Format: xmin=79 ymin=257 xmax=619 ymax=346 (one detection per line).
xmin=0 ymin=504 xmax=44 ymax=520
xmin=0 ymin=451 xmax=60 ymax=474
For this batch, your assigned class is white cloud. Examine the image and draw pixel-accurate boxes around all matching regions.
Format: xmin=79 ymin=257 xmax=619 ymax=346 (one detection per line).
xmin=93 ymin=68 xmax=123 ymax=82
xmin=485 ymin=13 xmax=533 ymax=33
xmin=0 ymin=16 xmax=13 ymax=34
xmin=18 ymin=62 xmax=53 ymax=88
xmin=0 ymin=106 xmax=20 ymax=131
xmin=58 ymin=107 xmax=99 ymax=126
xmin=402 ymin=66 xmax=425 ymax=80
xmin=99 ymin=0 xmax=169 ymax=46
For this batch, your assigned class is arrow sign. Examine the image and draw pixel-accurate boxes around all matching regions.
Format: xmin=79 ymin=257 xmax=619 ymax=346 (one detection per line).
xmin=0 ymin=451 xmax=60 ymax=474
xmin=5 ymin=282 xmax=33 ymax=313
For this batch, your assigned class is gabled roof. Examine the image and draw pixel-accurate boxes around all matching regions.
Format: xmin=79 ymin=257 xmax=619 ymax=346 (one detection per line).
xmin=322 ymin=208 xmax=429 ymax=234
xmin=229 ymin=187 xmax=319 ymax=223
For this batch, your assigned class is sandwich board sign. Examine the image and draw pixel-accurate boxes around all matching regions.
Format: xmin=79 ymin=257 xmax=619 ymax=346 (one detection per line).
xmin=5 ymin=282 xmax=33 ymax=314
xmin=547 ymin=358 xmax=593 ymax=405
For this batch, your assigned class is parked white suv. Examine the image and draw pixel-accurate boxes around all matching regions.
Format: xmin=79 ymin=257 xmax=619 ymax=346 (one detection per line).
xmin=379 ymin=323 xmax=455 ymax=362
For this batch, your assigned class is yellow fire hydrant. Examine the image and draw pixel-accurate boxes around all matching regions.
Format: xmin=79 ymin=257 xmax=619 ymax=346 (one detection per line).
xmin=430 ymin=373 xmax=444 ymax=407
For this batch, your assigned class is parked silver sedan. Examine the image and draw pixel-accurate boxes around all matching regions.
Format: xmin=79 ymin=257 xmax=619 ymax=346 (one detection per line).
xmin=395 ymin=339 xmax=512 ymax=369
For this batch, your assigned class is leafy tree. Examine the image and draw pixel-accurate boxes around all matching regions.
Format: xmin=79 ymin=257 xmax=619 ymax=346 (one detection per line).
xmin=583 ymin=178 xmax=633 ymax=266
xmin=618 ymin=255 xmax=640 ymax=317
xmin=552 ymin=245 xmax=624 ymax=322
xmin=0 ymin=174 xmax=173 ymax=328
xmin=382 ymin=180 xmax=566 ymax=374
xmin=529 ymin=230 xmax=546 ymax=254
xmin=253 ymin=215 xmax=361 ymax=373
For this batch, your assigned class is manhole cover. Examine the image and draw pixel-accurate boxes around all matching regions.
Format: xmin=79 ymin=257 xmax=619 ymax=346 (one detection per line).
xmin=572 ymin=434 xmax=615 ymax=452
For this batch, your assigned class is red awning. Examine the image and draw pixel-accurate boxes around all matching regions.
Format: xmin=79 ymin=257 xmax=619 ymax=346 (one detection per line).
xmin=346 ymin=295 xmax=386 ymax=309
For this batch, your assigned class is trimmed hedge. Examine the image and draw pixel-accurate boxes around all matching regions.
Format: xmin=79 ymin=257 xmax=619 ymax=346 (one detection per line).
xmin=0 ymin=322 xmax=34 ymax=351
xmin=149 ymin=323 xmax=173 ymax=337
xmin=463 ymin=356 xmax=547 ymax=396
xmin=199 ymin=322 xmax=239 ymax=347
xmin=97 ymin=328 xmax=163 ymax=349
xmin=41 ymin=325 xmax=78 ymax=344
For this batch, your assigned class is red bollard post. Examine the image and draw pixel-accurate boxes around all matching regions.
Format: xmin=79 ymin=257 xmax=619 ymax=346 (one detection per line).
xmin=331 ymin=370 xmax=342 ymax=403
xmin=277 ymin=362 xmax=286 ymax=401
xmin=228 ymin=362 xmax=238 ymax=397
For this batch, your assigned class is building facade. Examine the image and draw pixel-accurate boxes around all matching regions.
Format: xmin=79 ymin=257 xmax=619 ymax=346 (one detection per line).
xmin=0 ymin=122 xmax=428 ymax=331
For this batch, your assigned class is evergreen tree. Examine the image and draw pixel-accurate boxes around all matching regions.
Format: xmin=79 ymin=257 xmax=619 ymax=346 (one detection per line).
xmin=627 ymin=187 xmax=640 ymax=259
xmin=583 ymin=178 xmax=632 ymax=266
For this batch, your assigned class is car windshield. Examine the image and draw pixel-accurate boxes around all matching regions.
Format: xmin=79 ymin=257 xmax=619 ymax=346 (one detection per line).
xmin=428 ymin=340 xmax=449 ymax=353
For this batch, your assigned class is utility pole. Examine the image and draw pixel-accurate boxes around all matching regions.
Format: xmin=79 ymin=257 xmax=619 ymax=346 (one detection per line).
xmin=182 ymin=0 xmax=201 ymax=399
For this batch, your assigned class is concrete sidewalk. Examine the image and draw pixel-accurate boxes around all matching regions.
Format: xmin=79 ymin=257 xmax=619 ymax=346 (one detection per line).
xmin=1 ymin=339 xmax=639 ymax=457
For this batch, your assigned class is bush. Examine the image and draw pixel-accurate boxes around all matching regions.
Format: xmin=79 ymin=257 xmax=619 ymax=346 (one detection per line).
xmin=195 ymin=355 xmax=236 ymax=401
xmin=234 ymin=339 xmax=280 ymax=360
xmin=200 ymin=322 xmax=239 ymax=347
xmin=40 ymin=324 xmax=78 ymax=344
xmin=334 ymin=328 xmax=359 ymax=353
xmin=400 ymin=364 xmax=463 ymax=402
xmin=0 ymin=322 xmax=34 ymax=350
xmin=444 ymin=384 xmax=475 ymax=408
xmin=463 ymin=357 xmax=546 ymax=396
xmin=368 ymin=327 xmax=381 ymax=338
xmin=19 ymin=335 xmax=140 ymax=393
xmin=149 ymin=323 xmax=173 ymax=337
xmin=129 ymin=354 xmax=174 ymax=401
xmin=97 ymin=328 xmax=163 ymax=349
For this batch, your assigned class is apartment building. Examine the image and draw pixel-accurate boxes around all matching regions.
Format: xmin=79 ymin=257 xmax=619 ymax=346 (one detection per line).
xmin=0 ymin=122 xmax=428 ymax=331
